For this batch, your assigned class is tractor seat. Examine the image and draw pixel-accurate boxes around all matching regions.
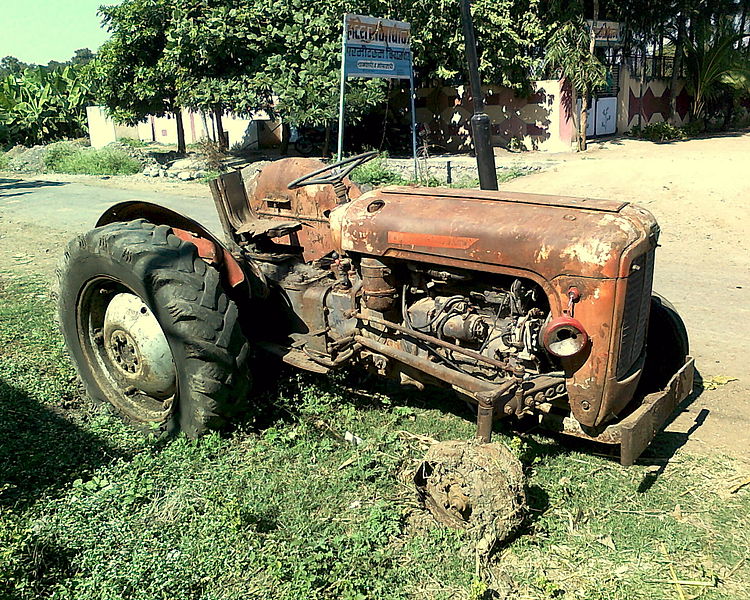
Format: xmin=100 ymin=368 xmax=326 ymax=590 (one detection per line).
xmin=236 ymin=218 xmax=302 ymax=239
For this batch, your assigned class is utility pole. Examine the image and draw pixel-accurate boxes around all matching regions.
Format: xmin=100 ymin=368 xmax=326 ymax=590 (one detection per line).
xmin=459 ymin=0 xmax=498 ymax=190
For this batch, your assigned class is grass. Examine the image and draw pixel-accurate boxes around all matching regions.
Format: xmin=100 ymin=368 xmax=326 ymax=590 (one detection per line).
xmin=44 ymin=142 xmax=142 ymax=176
xmin=349 ymin=153 xmax=529 ymax=189
xmin=1 ymin=274 xmax=749 ymax=599
xmin=0 ymin=151 xmax=9 ymax=171
xmin=117 ymin=137 xmax=148 ymax=148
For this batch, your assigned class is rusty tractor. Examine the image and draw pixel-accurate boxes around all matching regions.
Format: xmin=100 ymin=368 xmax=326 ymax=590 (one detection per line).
xmin=57 ymin=152 xmax=693 ymax=532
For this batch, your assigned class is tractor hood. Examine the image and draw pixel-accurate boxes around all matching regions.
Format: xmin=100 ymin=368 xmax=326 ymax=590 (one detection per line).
xmin=330 ymin=186 xmax=659 ymax=281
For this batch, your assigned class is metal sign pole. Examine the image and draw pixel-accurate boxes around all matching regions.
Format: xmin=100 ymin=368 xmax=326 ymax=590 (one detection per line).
xmin=336 ymin=14 xmax=347 ymax=161
xmin=409 ymin=62 xmax=418 ymax=180
xmin=459 ymin=0 xmax=498 ymax=190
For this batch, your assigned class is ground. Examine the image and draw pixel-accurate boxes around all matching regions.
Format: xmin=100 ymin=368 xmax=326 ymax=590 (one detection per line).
xmin=1 ymin=134 xmax=749 ymax=599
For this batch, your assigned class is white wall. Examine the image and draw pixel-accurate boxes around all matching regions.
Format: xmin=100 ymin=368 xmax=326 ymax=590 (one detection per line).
xmin=87 ymin=106 xmax=270 ymax=149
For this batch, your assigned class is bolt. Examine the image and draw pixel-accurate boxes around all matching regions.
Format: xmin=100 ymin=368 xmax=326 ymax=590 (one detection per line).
xmin=504 ymin=405 xmax=514 ymax=415
xmin=525 ymin=397 xmax=534 ymax=407
xmin=581 ymin=400 xmax=591 ymax=410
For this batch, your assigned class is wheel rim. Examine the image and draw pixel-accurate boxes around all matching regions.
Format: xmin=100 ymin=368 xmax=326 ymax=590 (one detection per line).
xmin=77 ymin=277 xmax=176 ymax=424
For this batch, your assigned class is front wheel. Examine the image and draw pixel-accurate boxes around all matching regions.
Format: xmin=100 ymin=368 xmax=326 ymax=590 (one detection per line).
xmin=638 ymin=293 xmax=690 ymax=395
xmin=56 ymin=220 xmax=251 ymax=437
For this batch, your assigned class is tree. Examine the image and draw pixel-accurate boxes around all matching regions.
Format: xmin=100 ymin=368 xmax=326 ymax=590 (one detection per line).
xmin=544 ymin=19 xmax=607 ymax=150
xmin=0 ymin=56 xmax=29 ymax=77
xmin=97 ymin=0 xmax=187 ymax=153
xmin=682 ymin=19 xmax=750 ymax=125
xmin=71 ymin=48 xmax=96 ymax=66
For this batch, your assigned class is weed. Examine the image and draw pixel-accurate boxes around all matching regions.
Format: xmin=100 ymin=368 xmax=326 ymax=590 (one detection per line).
xmin=628 ymin=121 xmax=700 ymax=142
xmin=194 ymin=137 xmax=227 ymax=172
xmin=0 ymin=151 xmax=8 ymax=171
xmin=44 ymin=142 xmax=142 ymax=175
xmin=117 ymin=137 xmax=147 ymax=148
xmin=350 ymin=154 xmax=406 ymax=187
xmin=198 ymin=169 xmax=221 ymax=184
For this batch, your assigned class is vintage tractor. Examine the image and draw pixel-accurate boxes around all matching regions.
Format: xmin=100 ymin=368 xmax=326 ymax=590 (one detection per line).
xmin=57 ymin=152 xmax=693 ymax=541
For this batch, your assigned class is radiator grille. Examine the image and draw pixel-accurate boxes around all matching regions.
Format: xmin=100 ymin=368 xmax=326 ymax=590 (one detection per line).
xmin=616 ymin=250 xmax=655 ymax=379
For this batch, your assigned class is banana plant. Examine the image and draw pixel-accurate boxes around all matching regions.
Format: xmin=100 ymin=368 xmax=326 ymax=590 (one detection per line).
xmin=0 ymin=64 xmax=96 ymax=146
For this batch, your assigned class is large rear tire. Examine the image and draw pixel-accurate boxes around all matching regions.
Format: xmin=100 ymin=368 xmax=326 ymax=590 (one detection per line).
xmin=56 ymin=219 xmax=251 ymax=437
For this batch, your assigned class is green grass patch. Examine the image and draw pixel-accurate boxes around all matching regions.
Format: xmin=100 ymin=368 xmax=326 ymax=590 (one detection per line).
xmin=117 ymin=137 xmax=148 ymax=148
xmin=350 ymin=154 xmax=407 ymax=187
xmin=350 ymin=153 xmax=528 ymax=189
xmin=0 ymin=274 xmax=748 ymax=599
xmin=44 ymin=142 xmax=142 ymax=175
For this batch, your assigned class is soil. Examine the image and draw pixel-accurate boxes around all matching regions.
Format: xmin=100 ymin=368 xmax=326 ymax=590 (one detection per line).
xmin=415 ymin=440 xmax=526 ymax=554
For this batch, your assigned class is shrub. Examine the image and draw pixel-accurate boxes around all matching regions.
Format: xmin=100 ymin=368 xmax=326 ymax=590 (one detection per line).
xmin=628 ymin=122 xmax=686 ymax=142
xmin=117 ymin=137 xmax=147 ymax=148
xmin=0 ymin=152 xmax=9 ymax=171
xmin=350 ymin=154 xmax=406 ymax=187
xmin=193 ymin=137 xmax=227 ymax=171
xmin=45 ymin=143 xmax=142 ymax=175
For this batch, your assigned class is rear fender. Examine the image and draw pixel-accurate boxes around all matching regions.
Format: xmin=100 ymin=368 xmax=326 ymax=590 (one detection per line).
xmin=96 ymin=201 xmax=266 ymax=296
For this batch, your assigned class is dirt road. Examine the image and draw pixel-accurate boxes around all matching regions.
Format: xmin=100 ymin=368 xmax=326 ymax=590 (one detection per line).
xmin=1 ymin=133 xmax=748 ymax=460
xmin=503 ymin=132 xmax=750 ymax=460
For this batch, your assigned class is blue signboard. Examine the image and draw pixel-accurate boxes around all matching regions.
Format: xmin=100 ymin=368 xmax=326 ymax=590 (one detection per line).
xmin=337 ymin=14 xmax=417 ymax=176
xmin=343 ymin=14 xmax=412 ymax=80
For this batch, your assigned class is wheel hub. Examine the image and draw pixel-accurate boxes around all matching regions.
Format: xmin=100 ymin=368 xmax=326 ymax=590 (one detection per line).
xmin=103 ymin=293 xmax=176 ymax=399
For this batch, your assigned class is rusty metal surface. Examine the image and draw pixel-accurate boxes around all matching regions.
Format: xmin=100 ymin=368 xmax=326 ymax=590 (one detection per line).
xmin=96 ymin=201 xmax=246 ymax=288
xmin=331 ymin=187 xmax=659 ymax=427
xmin=619 ymin=356 xmax=694 ymax=465
xmin=354 ymin=334 xmax=497 ymax=395
xmin=244 ymin=158 xmax=362 ymax=262
xmin=538 ymin=356 xmax=695 ymax=465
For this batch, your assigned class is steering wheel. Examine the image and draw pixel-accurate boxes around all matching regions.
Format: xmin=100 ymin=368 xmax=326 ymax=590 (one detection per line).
xmin=287 ymin=150 xmax=378 ymax=190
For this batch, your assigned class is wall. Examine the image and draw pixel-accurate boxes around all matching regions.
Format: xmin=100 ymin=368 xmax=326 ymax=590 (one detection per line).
xmin=414 ymin=79 xmax=575 ymax=153
xmin=86 ymin=106 xmax=140 ymax=148
xmin=617 ymin=67 xmax=691 ymax=131
xmin=87 ymin=106 xmax=270 ymax=149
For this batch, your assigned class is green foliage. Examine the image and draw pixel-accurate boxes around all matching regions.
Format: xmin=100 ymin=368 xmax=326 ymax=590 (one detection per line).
xmin=544 ymin=20 xmax=606 ymax=96
xmin=628 ymin=122 xmax=687 ymax=142
xmin=96 ymin=0 xmax=185 ymax=151
xmin=0 ymin=151 xmax=8 ymax=171
xmin=117 ymin=137 xmax=147 ymax=148
xmin=544 ymin=19 xmax=606 ymax=150
xmin=682 ymin=20 xmax=750 ymax=121
xmin=0 ymin=65 xmax=96 ymax=146
xmin=350 ymin=154 xmax=407 ymax=186
xmin=44 ymin=142 xmax=142 ymax=175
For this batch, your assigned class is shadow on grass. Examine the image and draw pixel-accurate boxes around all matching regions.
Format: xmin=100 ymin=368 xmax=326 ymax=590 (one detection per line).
xmin=0 ymin=378 xmax=125 ymax=510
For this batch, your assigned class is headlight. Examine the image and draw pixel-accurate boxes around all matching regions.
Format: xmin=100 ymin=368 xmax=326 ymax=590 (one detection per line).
xmin=542 ymin=316 xmax=589 ymax=358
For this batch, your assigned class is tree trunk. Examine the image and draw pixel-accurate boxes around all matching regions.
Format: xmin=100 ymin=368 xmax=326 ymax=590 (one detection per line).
xmin=668 ymin=13 xmax=687 ymax=123
xmin=322 ymin=121 xmax=332 ymax=157
xmin=200 ymin=111 xmax=212 ymax=141
xmin=581 ymin=7 xmax=597 ymax=153
xmin=279 ymin=123 xmax=291 ymax=155
xmin=175 ymin=109 xmax=186 ymax=155
xmin=214 ymin=108 xmax=227 ymax=150
xmin=580 ymin=91 xmax=589 ymax=152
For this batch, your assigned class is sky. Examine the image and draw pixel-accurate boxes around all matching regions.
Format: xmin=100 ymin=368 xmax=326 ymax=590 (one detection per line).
xmin=0 ymin=0 xmax=119 ymax=64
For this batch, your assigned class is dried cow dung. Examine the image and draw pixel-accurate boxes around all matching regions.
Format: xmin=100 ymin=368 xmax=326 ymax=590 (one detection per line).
xmin=414 ymin=440 xmax=526 ymax=553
